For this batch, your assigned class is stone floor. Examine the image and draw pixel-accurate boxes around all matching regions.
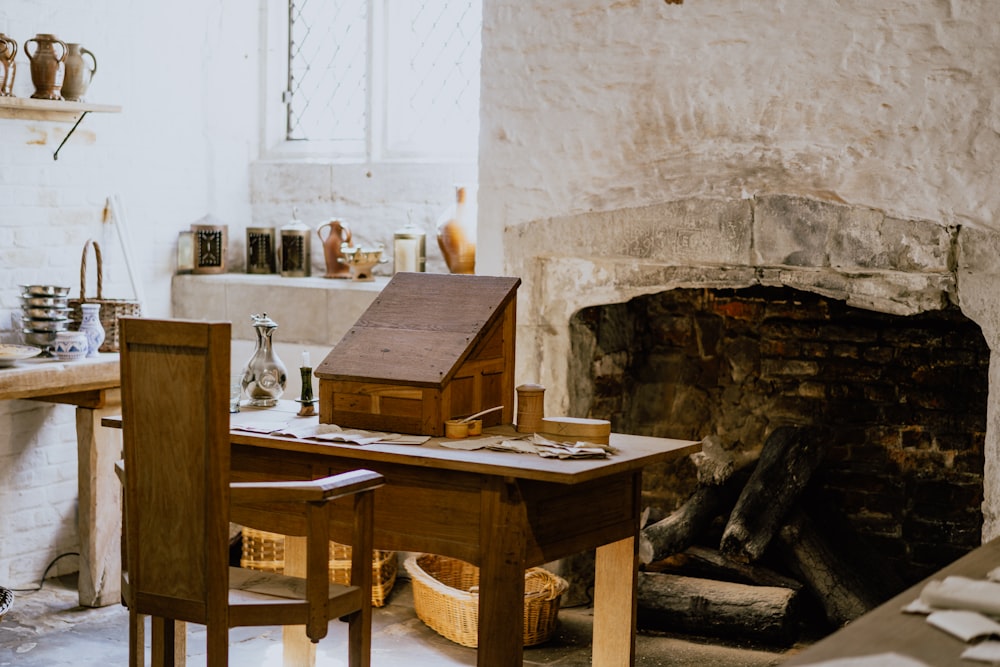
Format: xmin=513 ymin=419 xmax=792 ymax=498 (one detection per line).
xmin=0 ymin=573 xmax=806 ymax=666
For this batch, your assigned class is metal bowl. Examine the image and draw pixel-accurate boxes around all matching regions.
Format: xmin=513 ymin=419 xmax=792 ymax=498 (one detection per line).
xmin=22 ymin=330 xmax=58 ymax=348
xmin=20 ymin=295 xmax=71 ymax=308
xmin=23 ymin=319 xmax=70 ymax=332
xmin=23 ymin=307 xmax=71 ymax=320
xmin=20 ymin=285 xmax=71 ymax=297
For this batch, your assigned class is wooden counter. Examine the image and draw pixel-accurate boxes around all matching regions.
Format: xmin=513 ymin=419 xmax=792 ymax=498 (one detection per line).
xmin=0 ymin=353 xmax=122 ymax=607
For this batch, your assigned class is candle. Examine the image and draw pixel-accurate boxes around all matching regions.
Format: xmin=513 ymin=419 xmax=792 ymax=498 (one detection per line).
xmin=394 ymin=237 xmax=417 ymax=274
xmin=301 ymin=350 xmax=310 ymax=368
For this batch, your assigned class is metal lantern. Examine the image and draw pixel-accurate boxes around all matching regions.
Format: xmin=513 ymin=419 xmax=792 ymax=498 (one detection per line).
xmin=246 ymin=226 xmax=276 ymax=274
xmin=191 ymin=223 xmax=227 ymax=274
xmin=279 ymin=210 xmax=311 ymax=277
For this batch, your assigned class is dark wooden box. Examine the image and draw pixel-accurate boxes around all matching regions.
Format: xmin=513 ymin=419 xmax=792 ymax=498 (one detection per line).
xmin=314 ymin=273 xmax=521 ymax=436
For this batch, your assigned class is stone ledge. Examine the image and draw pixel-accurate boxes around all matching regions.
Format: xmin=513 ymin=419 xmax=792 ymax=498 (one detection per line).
xmin=171 ymin=273 xmax=386 ymax=345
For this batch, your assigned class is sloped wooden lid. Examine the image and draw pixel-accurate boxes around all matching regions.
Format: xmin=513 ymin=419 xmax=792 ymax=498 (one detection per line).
xmin=316 ymin=273 xmax=520 ymax=387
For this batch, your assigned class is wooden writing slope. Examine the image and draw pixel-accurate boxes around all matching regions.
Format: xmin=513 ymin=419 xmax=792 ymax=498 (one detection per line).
xmin=315 ymin=273 xmax=521 ymax=436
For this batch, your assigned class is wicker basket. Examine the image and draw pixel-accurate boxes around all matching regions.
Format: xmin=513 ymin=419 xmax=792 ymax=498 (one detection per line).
xmin=68 ymin=240 xmax=141 ymax=352
xmin=403 ymin=553 xmax=568 ymax=648
xmin=240 ymin=527 xmax=397 ymax=607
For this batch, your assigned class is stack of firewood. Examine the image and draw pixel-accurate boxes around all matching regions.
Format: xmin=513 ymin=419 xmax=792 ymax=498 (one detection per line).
xmin=637 ymin=426 xmax=901 ymax=645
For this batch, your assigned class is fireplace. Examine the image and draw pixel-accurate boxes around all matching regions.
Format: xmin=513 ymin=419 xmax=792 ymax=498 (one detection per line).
xmin=570 ymin=285 xmax=988 ymax=583
xmin=505 ymin=192 xmax=1000 ymax=615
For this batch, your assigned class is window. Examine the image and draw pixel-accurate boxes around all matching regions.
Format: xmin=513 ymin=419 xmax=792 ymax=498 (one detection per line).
xmin=285 ymin=0 xmax=482 ymax=160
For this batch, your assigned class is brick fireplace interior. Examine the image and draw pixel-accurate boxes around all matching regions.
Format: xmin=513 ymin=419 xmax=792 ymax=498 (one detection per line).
xmin=570 ymin=286 xmax=988 ymax=585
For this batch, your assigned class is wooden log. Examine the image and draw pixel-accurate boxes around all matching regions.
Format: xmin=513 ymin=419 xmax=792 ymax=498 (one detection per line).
xmin=637 ymin=571 xmax=800 ymax=645
xmin=773 ymin=509 xmax=881 ymax=629
xmin=719 ymin=425 xmax=827 ymax=563
xmin=646 ymin=545 xmax=804 ymax=592
xmin=639 ymin=468 xmax=751 ymax=565
xmin=639 ymin=436 xmax=753 ymax=565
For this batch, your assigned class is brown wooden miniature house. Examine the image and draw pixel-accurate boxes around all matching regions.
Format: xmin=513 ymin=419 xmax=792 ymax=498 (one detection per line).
xmin=314 ymin=273 xmax=521 ymax=436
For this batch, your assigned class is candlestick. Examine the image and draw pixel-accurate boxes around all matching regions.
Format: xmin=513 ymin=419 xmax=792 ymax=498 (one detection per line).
xmin=297 ymin=365 xmax=315 ymax=416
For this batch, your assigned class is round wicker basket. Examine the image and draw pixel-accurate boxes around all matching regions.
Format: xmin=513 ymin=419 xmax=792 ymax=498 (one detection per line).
xmin=404 ymin=553 xmax=568 ymax=648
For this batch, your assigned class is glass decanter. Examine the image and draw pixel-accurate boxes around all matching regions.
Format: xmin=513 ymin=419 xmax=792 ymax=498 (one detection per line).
xmin=241 ymin=313 xmax=288 ymax=407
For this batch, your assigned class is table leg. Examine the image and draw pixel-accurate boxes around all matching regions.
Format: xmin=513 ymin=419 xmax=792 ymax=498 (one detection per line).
xmin=477 ymin=477 xmax=528 ymax=667
xmin=282 ymin=535 xmax=317 ymax=667
xmin=76 ymin=390 xmax=123 ymax=607
xmin=592 ymin=536 xmax=637 ymax=666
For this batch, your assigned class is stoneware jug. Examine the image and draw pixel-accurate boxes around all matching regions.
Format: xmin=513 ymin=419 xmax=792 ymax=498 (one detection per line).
xmin=25 ymin=33 xmax=67 ymax=100
xmin=0 ymin=34 xmax=16 ymax=97
xmin=317 ymin=219 xmax=352 ymax=278
xmin=61 ymin=43 xmax=96 ymax=102
xmin=435 ymin=184 xmax=477 ymax=274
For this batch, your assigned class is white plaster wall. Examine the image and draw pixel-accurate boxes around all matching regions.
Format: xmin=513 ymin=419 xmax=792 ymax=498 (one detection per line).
xmin=0 ymin=0 xmax=258 ymax=587
xmin=479 ymin=0 xmax=1000 ymax=274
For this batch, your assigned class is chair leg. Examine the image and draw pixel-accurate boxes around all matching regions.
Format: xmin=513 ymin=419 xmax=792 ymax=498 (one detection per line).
xmin=150 ymin=617 xmax=186 ymax=667
xmin=206 ymin=623 xmax=229 ymax=667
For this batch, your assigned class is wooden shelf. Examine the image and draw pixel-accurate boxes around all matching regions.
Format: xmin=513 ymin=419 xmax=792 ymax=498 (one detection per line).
xmin=0 ymin=96 xmax=121 ymax=122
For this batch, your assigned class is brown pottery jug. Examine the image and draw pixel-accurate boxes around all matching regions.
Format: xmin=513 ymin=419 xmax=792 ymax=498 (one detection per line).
xmin=317 ymin=220 xmax=352 ymax=278
xmin=25 ymin=33 xmax=67 ymax=100
xmin=0 ymin=34 xmax=16 ymax=97
xmin=61 ymin=44 xmax=96 ymax=102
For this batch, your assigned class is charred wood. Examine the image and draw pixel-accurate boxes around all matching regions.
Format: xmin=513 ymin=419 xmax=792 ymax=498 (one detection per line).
xmin=719 ymin=425 xmax=828 ymax=563
xmin=639 ymin=436 xmax=755 ymax=565
xmin=773 ymin=509 xmax=881 ymax=628
xmin=646 ymin=545 xmax=804 ymax=592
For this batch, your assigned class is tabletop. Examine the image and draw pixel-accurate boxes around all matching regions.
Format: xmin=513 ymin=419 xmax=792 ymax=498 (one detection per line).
xmin=228 ymin=401 xmax=701 ymax=485
xmin=0 ymin=353 xmax=119 ymax=401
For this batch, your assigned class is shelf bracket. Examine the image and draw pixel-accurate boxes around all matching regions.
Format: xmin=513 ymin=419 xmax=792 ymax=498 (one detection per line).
xmin=53 ymin=111 xmax=90 ymax=161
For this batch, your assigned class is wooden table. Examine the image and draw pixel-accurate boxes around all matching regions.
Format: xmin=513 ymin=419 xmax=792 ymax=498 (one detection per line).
xmin=226 ymin=403 xmax=700 ymax=667
xmin=785 ymin=535 xmax=1000 ymax=666
xmin=0 ymin=354 xmax=121 ymax=607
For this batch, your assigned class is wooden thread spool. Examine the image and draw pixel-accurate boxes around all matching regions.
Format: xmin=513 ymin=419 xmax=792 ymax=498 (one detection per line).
xmin=516 ymin=383 xmax=545 ymax=433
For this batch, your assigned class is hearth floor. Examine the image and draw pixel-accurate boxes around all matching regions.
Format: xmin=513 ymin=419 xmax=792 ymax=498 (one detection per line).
xmin=0 ymin=573 xmax=804 ymax=666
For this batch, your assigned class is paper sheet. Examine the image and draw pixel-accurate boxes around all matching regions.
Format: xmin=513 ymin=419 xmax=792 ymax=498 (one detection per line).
xmin=920 ymin=576 xmax=1000 ymax=616
xmin=962 ymin=640 xmax=1000 ymax=663
xmin=926 ymin=609 xmax=1000 ymax=642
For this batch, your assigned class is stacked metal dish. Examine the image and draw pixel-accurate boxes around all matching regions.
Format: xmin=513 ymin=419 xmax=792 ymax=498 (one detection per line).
xmin=20 ymin=285 xmax=72 ymax=351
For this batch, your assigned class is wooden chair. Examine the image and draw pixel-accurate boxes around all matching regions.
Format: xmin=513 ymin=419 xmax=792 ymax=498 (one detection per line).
xmin=117 ymin=317 xmax=383 ymax=667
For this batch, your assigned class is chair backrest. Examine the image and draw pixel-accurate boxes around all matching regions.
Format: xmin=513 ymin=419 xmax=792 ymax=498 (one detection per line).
xmin=119 ymin=317 xmax=231 ymax=626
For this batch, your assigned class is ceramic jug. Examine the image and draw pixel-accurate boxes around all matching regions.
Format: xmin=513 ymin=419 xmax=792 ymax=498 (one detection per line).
xmin=317 ymin=219 xmax=352 ymax=278
xmin=435 ymin=184 xmax=477 ymax=274
xmin=25 ymin=33 xmax=67 ymax=100
xmin=61 ymin=43 xmax=96 ymax=102
xmin=0 ymin=34 xmax=16 ymax=97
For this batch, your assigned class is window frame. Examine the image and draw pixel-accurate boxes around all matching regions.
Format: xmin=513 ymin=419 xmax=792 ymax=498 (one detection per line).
xmin=260 ymin=0 xmax=480 ymax=164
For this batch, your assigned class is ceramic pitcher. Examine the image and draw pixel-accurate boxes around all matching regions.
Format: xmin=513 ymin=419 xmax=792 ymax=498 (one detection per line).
xmin=25 ymin=33 xmax=67 ymax=100
xmin=61 ymin=43 xmax=96 ymax=102
xmin=0 ymin=34 xmax=16 ymax=97
xmin=317 ymin=219 xmax=352 ymax=278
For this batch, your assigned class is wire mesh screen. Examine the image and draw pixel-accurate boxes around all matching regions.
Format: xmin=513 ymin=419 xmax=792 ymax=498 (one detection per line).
xmin=287 ymin=0 xmax=481 ymax=158
xmin=287 ymin=0 xmax=368 ymax=143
